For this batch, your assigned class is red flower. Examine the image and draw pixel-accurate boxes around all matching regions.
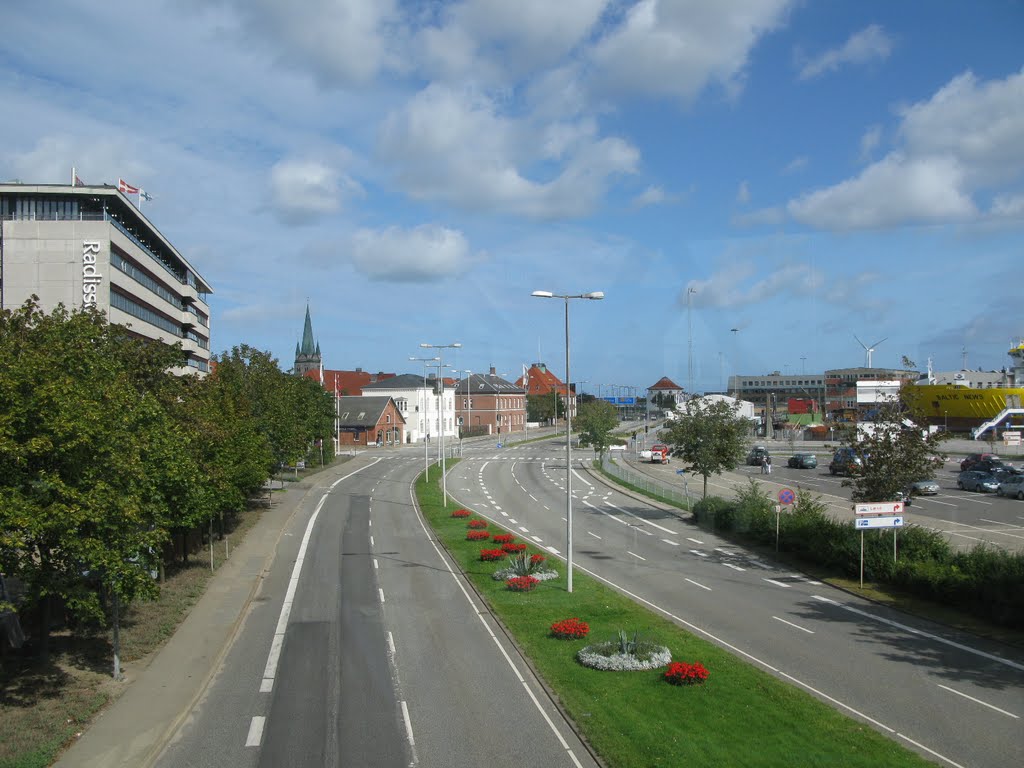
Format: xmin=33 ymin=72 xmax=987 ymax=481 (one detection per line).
xmin=492 ymin=533 xmax=515 ymax=544
xmin=451 ymin=508 xmax=471 ymax=518
xmin=550 ymin=617 xmax=589 ymax=640
xmin=530 ymin=553 xmax=546 ymax=564
xmin=466 ymin=530 xmax=491 ymax=541
xmin=664 ymin=661 xmax=709 ymax=686
xmin=501 ymin=542 xmax=527 ymax=554
xmin=479 ymin=548 xmax=505 ymax=561
xmin=505 ymin=576 xmax=539 ymax=592
xmin=467 ymin=519 xmax=488 ymax=529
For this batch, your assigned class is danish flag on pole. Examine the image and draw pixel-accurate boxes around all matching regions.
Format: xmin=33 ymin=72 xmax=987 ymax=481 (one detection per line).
xmin=118 ymin=178 xmax=139 ymax=195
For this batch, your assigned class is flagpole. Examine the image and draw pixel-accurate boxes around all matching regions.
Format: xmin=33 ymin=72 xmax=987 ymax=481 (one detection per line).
xmin=72 ymin=167 xmax=76 ymax=186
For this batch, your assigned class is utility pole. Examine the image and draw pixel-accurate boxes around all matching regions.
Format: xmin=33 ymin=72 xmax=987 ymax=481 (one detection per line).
xmin=687 ymin=287 xmax=696 ymax=395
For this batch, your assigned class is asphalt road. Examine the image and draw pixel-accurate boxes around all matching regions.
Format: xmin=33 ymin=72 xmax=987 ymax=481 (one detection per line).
xmin=155 ymin=454 xmax=597 ymax=768
xmin=446 ymin=437 xmax=1024 ymax=768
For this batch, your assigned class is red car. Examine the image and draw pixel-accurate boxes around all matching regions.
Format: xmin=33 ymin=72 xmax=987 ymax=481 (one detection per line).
xmin=650 ymin=444 xmax=670 ymax=464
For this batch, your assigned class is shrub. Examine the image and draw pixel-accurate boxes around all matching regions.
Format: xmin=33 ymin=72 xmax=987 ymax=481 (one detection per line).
xmin=506 ymin=576 xmax=539 ymax=592
xmin=467 ymin=519 xmax=488 ymax=529
xmin=692 ymin=496 xmax=737 ymax=530
xmin=493 ymin=551 xmax=560 ymax=581
xmin=479 ymin=548 xmax=505 ymax=561
xmin=466 ymin=530 xmax=490 ymax=541
xmin=665 ymin=661 xmax=709 ymax=686
xmin=501 ymin=542 xmax=527 ymax=554
xmin=451 ymin=508 xmax=471 ymax=518
xmin=550 ymin=617 xmax=590 ymax=640
xmin=492 ymin=533 xmax=515 ymax=544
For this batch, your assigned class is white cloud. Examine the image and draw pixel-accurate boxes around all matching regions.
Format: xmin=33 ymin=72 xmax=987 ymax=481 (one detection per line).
xmin=782 ymin=155 xmax=808 ymax=174
xmin=217 ymin=0 xmax=401 ymax=87
xmin=859 ymin=124 xmax=882 ymax=161
xmin=991 ymin=194 xmax=1024 ymax=218
xmin=269 ymin=157 xmax=363 ymax=225
xmin=349 ymin=224 xmax=480 ymax=282
xmin=736 ymin=180 xmax=750 ymax=203
xmin=798 ymin=24 xmax=893 ymax=80
xmin=378 ymin=83 xmax=638 ymax=217
xmin=588 ymin=0 xmax=792 ymax=103
xmin=632 ymin=185 xmax=667 ymax=208
xmin=682 ymin=260 xmax=822 ymax=308
xmin=788 ymin=154 xmax=976 ymax=230
xmin=788 ymin=68 xmax=1024 ymax=230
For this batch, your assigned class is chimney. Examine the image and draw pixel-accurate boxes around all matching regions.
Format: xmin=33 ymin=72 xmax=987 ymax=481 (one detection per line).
xmin=489 ymin=365 xmax=496 ymax=376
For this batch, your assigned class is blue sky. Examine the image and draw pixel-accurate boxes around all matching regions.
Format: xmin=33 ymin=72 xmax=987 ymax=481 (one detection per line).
xmin=2 ymin=1 xmax=1022 ymax=394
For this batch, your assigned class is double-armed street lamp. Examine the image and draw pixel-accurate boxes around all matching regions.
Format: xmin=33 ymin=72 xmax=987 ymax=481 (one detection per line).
xmin=410 ymin=355 xmax=440 ymax=479
xmin=420 ymin=342 xmax=462 ymax=506
xmin=531 ymin=290 xmax=604 ymax=593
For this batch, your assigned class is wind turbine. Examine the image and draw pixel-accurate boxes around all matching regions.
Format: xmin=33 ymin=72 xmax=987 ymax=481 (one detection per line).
xmin=855 ymin=335 xmax=887 ymax=368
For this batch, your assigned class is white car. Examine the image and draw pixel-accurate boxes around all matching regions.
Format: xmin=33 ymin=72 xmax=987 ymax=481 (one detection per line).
xmin=997 ymin=474 xmax=1024 ymax=500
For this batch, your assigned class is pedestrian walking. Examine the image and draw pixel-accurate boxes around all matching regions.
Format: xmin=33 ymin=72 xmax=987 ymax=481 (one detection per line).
xmin=766 ymin=455 xmax=773 ymax=474
xmin=760 ymin=456 xmax=768 ymax=474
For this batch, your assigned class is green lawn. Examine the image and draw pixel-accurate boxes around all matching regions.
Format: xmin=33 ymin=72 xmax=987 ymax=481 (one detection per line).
xmin=416 ymin=463 xmax=937 ymax=768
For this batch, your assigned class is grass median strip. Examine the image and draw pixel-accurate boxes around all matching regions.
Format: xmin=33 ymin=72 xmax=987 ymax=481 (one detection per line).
xmin=417 ymin=463 xmax=935 ymax=768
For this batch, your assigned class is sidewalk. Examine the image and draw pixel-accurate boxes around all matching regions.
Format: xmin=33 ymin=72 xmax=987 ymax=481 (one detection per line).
xmin=53 ymin=478 xmax=323 ymax=768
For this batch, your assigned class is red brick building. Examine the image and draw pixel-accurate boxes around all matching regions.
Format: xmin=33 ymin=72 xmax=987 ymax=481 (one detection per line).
xmin=516 ymin=362 xmax=576 ymax=420
xmin=455 ymin=368 xmax=527 ymax=436
xmin=336 ymin=396 xmax=405 ymax=447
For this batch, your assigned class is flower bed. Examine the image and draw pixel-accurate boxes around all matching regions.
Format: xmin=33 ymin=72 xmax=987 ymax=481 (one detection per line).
xmin=577 ymin=632 xmax=671 ymax=671
xmin=466 ymin=530 xmax=491 ymax=541
xmin=664 ymin=661 xmax=709 ymax=686
xmin=479 ymin=548 xmax=505 ymax=561
xmin=493 ymin=566 xmax=559 ymax=582
xmin=550 ymin=617 xmax=590 ymax=640
xmin=492 ymin=533 xmax=515 ymax=544
xmin=505 ymin=575 xmax=539 ymax=592
xmin=467 ymin=519 xmax=488 ymax=529
xmin=501 ymin=542 xmax=527 ymax=554
xmin=451 ymin=508 xmax=471 ymax=518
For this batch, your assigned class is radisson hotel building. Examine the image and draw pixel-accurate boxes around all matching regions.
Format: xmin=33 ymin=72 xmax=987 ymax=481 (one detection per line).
xmin=0 ymin=183 xmax=212 ymax=374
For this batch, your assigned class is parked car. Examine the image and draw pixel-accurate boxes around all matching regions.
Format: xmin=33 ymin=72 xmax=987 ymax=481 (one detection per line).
xmin=960 ymin=453 xmax=998 ymax=471
xmin=997 ymin=474 xmax=1024 ymax=499
xmin=957 ymin=470 xmax=1000 ymax=493
xmin=746 ymin=446 xmax=770 ymax=466
xmin=829 ymin=448 xmax=862 ymax=476
xmin=787 ymin=452 xmax=817 ymax=469
xmin=973 ymin=458 xmax=1013 ymax=474
xmin=908 ymin=479 xmax=940 ymax=496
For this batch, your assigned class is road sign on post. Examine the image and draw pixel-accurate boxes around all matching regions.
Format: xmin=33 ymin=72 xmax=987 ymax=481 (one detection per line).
xmin=778 ymin=488 xmax=795 ymax=506
xmin=854 ymin=501 xmax=902 ymax=516
xmin=855 ymin=516 xmax=904 ymax=529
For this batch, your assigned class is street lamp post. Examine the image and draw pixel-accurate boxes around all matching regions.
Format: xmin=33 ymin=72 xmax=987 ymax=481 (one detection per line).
xmin=531 ymin=290 xmax=604 ymax=593
xmin=687 ymin=286 xmax=697 ymax=396
xmin=455 ymin=369 xmax=472 ymax=443
xmin=420 ymin=342 xmax=462 ymax=506
xmin=410 ymin=356 xmax=439 ymax=480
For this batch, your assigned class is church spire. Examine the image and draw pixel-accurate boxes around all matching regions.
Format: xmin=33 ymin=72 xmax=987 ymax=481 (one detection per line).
xmin=294 ymin=302 xmax=322 ymax=378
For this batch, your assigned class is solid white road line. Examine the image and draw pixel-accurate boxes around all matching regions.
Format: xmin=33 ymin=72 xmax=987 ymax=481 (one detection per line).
xmin=773 ymin=616 xmax=815 ymax=634
xmin=937 ymin=684 xmax=1019 ymax=719
xmin=812 ymin=595 xmax=1024 ymax=672
xmin=400 ymin=700 xmax=416 ymax=746
xmin=245 ymin=716 xmax=266 ymax=747
xmin=684 ymin=577 xmax=711 ymax=591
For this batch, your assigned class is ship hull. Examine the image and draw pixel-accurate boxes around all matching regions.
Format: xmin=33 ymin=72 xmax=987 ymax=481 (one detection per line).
xmin=901 ymin=383 xmax=1024 ymax=426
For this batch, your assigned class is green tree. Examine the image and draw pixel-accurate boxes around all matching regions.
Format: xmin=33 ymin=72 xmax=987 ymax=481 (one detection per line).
xmin=659 ymin=398 xmax=754 ymax=498
xmin=652 ymin=392 xmax=677 ymax=410
xmin=575 ymin=400 xmax=619 ymax=460
xmin=0 ymin=299 xmax=186 ymax=658
xmin=527 ymin=392 xmax=563 ymax=423
xmin=843 ymin=399 xmax=948 ymax=503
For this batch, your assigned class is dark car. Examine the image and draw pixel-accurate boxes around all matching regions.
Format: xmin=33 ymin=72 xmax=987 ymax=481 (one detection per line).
xmin=829 ymin=448 xmax=862 ymax=476
xmin=787 ymin=452 xmax=818 ymax=469
xmin=960 ymin=453 xmax=998 ymax=471
xmin=746 ymin=446 xmax=770 ymax=465
xmin=957 ymin=470 xmax=1000 ymax=493
xmin=973 ymin=458 xmax=1013 ymax=474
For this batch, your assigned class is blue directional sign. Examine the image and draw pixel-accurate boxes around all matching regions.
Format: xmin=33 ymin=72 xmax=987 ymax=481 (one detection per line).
xmin=676 ymin=469 xmax=686 ymax=475
xmin=855 ymin=516 xmax=904 ymax=529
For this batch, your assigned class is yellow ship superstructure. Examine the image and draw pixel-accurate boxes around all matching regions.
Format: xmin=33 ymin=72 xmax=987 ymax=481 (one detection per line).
xmin=901 ymin=342 xmax=1024 ymax=429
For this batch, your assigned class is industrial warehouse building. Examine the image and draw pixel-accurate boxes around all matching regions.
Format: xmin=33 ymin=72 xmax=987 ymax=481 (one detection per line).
xmin=0 ymin=182 xmax=213 ymax=374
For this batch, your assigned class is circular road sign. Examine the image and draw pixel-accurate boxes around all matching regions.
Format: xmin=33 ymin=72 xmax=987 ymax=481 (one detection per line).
xmin=778 ymin=488 xmax=796 ymax=506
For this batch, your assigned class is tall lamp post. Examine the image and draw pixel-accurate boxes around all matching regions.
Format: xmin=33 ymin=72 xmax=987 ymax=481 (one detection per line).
xmin=455 ymin=369 xmax=472 ymax=443
xmin=531 ymin=290 xmax=604 ymax=593
xmin=421 ymin=342 xmax=462 ymax=506
xmin=410 ymin=356 xmax=439 ymax=480
xmin=687 ymin=287 xmax=697 ymax=396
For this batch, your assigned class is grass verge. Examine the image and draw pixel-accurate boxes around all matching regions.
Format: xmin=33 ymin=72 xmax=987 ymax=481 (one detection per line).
xmin=416 ymin=464 xmax=936 ymax=768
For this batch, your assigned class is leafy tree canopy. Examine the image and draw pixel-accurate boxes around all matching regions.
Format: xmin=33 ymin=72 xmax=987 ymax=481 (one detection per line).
xmin=659 ymin=398 xmax=754 ymax=498
xmin=575 ymin=400 xmax=619 ymax=459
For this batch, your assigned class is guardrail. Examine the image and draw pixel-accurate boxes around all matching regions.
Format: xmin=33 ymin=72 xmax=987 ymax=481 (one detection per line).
xmin=599 ymin=454 xmax=692 ymax=508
